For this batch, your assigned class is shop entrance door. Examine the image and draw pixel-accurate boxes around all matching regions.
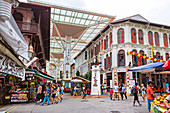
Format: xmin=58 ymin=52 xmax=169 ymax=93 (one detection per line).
xmin=118 ymin=72 xmax=125 ymax=84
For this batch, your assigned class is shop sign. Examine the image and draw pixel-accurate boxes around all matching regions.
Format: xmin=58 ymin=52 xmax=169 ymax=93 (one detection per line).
xmin=0 ymin=54 xmax=25 ymax=80
xmin=117 ymin=68 xmax=126 ymax=72
xmin=129 ymin=79 xmax=135 ymax=87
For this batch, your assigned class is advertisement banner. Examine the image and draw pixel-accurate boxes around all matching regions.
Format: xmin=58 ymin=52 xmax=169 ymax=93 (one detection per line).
xmin=129 ymin=79 xmax=135 ymax=87
xmin=0 ymin=53 xmax=25 ymax=80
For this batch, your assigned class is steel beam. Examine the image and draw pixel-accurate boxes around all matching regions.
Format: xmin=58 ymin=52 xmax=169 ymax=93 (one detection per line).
xmin=52 ymin=20 xmax=66 ymax=50
xmin=71 ymin=27 xmax=88 ymax=50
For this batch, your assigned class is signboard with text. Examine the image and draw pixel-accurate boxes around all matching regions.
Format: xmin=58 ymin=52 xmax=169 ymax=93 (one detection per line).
xmin=0 ymin=54 xmax=25 ymax=80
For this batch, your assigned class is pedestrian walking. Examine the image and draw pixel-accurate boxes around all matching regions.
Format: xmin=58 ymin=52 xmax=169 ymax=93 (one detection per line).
xmin=118 ymin=83 xmax=122 ymax=99
xmin=101 ymin=85 xmax=104 ymax=95
xmin=41 ymin=84 xmax=50 ymax=106
xmin=51 ymin=83 xmax=58 ymax=104
xmin=37 ymin=83 xmax=42 ymax=103
xmin=141 ymin=84 xmax=146 ymax=102
xmin=146 ymin=81 xmax=156 ymax=113
xmin=166 ymin=82 xmax=169 ymax=94
xmin=60 ymin=85 xmax=64 ymax=101
xmin=113 ymin=83 xmax=119 ymax=100
xmin=73 ymin=85 xmax=77 ymax=97
xmin=110 ymin=88 xmax=113 ymax=100
xmin=82 ymin=84 xmax=87 ymax=99
xmin=55 ymin=85 xmax=61 ymax=103
xmin=133 ymin=83 xmax=142 ymax=106
xmin=121 ymin=84 xmax=127 ymax=100
xmin=164 ymin=95 xmax=170 ymax=113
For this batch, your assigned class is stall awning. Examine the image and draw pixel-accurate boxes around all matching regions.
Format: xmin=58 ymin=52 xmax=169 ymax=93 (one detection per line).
xmin=127 ymin=62 xmax=165 ymax=72
xmin=26 ymin=68 xmax=54 ymax=81
xmin=72 ymin=76 xmax=91 ymax=83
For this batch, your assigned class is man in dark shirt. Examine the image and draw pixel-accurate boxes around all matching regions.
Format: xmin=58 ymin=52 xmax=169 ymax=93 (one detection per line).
xmin=133 ymin=83 xmax=141 ymax=106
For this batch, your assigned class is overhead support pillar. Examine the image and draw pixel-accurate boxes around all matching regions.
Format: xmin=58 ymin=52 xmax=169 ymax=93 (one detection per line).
xmin=63 ymin=36 xmax=72 ymax=79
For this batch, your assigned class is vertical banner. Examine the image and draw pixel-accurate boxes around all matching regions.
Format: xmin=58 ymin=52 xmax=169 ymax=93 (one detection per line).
xmin=148 ymin=46 xmax=153 ymax=63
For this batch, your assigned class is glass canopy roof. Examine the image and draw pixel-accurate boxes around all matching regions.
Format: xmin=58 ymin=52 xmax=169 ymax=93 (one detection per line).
xmin=29 ymin=0 xmax=115 ymax=69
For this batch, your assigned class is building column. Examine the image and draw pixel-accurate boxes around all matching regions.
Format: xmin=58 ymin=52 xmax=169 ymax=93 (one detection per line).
xmin=125 ymin=45 xmax=131 ymax=67
xmin=154 ymin=74 xmax=157 ymax=86
xmin=144 ymin=29 xmax=149 ymax=45
xmin=136 ymin=29 xmax=139 ymax=44
xmin=63 ymin=36 xmax=72 ymax=79
xmin=112 ymin=27 xmax=117 ymax=44
xmin=146 ymin=73 xmax=152 ymax=81
xmin=163 ymin=74 xmax=167 ymax=89
xmin=124 ymin=24 xmax=130 ymax=43
xmin=159 ymin=32 xmax=164 ymax=47
xmin=112 ymin=46 xmax=117 ymax=67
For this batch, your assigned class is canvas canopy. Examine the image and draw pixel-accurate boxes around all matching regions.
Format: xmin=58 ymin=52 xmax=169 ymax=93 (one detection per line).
xmin=0 ymin=14 xmax=29 ymax=60
xmin=127 ymin=62 xmax=165 ymax=72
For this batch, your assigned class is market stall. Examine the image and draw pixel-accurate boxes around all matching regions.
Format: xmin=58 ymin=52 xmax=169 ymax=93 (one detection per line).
xmin=151 ymin=94 xmax=169 ymax=113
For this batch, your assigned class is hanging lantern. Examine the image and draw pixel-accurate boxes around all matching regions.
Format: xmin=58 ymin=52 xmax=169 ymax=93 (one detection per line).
xmin=127 ymin=51 xmax=131 ymax=54
xmin=140 ymin=55 xmax=143 ymax=58
xmin=130 ymin=51 xmax=133 ymax=54
xmin=162 ymin=61 xmax=166 ymax=63
xmin=154 ymin=59 xmax=157 ymax=62
xmin=138 ymin=54 xmax=141 ymax=57
xmin=132 ymin=52 xmax=135 ymax=55
xmin=148 ymin=57 xmax=151 ymax=60
xmin=146 ymin=57 xmax=149 ymax=59
xmin=143 ymin=56 xmax=146 ymax=59
xmin=157 ymin=59 xmax=160 ymax=62
xmin=135 ymin=53 xmax=138 ymax=56
xmin=151 ymin=58 xmax=154 ymax=60
xmin=160 ymin=60 xmax=163 ymax=62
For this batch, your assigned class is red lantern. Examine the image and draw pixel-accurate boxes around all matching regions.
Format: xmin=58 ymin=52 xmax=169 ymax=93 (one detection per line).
xmin=157 ymin=59 xmax=160 ymax=62
xmin=162 ymin=61 xmax=166 ymax=63
xmin=140 ymin=55 xmax=143 ymax=57
xmin=135 ymin=53 xmax=138 ymax=56
xmin=130 ymin=51 xmax=133 ymax=54
xmin=146 ymin=57 xmax=149 ymax=59
xmin=151 ymin=58 xmax=154 ymax=60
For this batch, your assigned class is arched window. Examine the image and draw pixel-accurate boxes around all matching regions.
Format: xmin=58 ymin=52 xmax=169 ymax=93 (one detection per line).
xmin=155 ymin=32 xmax=159 ymax=46
xmin=131 ymin=28 xmax=136 ymax=43
xmin=106 ymin=35 xmax=108 ymax=48
xmin=138 ymin=29 xmax=144 ymax=44
xmin=163 ymin=33 xmax=168 ymax=47
xmin=155 ymin=52 xmax=161 ymax=60
xmin=166 ymin=53 xmax=169 ymax=61
xmin=117 ymin=28 xmax=124 ymax=44
xmin=91 ymin=48 xmax=93 ymax=58
xmin=148 ymin=31 xmax=153 ymax=45
xmin=99 ymin=42 xmax=101 ymax=52
xmin=110 ymin=52 xmax=112 ymax=67
xmin=132 ymin=50 xmax=137 ymax=66
xmin=102 ymin=40 xmax=103 ymax=50
xmin=110 ymin=32 xmax=112 ymax=46
xmin=139 ymin=50 xmax=145 ymax=66
xmin=118 ymin=50 xmax=125 ymax=66
xmin=104 ymin=39 xmax=106 ymax=50
xmin=13 ymin=12 xmax=23 ymax=21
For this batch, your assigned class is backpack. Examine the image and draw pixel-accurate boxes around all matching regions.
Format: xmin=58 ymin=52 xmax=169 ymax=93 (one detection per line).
xmin=131 ymin=87 xmax=136 ymax=94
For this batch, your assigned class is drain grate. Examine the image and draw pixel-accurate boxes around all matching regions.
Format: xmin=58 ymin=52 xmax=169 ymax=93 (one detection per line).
xmin=110 ymin=111 xmax=120 ymax=113
xmin=99 ymin=101 xmax=105 ymax=102
xmin=81 ymin=100 xmax=88 ymax=102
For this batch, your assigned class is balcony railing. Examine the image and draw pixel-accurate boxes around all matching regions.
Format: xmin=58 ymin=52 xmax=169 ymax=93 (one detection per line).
xmin=16 ymin=21 xmax=38 ymax=34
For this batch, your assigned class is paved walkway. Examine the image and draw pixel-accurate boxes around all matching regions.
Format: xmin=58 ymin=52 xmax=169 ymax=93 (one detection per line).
xmin=0 ymin=95 xmax=148 ymax=113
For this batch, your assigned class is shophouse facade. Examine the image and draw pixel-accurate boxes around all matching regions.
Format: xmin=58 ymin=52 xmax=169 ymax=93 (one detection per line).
xmin=75 ymin=14 xmax=170 ymax=91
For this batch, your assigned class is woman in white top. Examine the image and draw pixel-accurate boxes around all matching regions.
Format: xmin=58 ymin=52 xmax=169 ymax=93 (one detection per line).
xmin=73 ymin=85 xmax=77 ymax=97
xmin=113 ymin=83 xmax=119 ymax=100
xmin=55 ymin=85 xmax=61 ymax=103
